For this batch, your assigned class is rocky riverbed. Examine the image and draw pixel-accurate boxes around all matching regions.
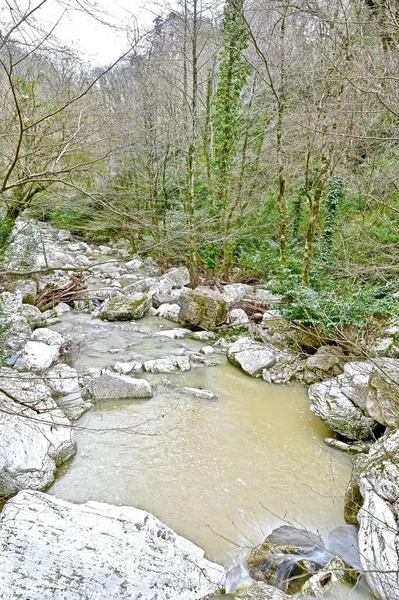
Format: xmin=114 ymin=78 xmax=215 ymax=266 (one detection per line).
xmin=0 ymin=219 xmax=398 ymax=599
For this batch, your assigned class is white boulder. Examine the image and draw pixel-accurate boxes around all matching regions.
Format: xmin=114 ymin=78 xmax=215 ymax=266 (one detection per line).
xmin=0 ymin=490 xmax=224 ymax=600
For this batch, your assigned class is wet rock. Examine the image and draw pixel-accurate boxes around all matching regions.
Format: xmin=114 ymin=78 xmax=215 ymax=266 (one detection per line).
xmin=358 ymin=483 xmax=399 ymax=600
xmin=154 ymin=328 xmax=190 ymax=339
xmin=227 ymin=308 xmax=249 ymax=325
xmin=235 ymin=582 xmax=290 ymax=599
xmin=114 ymin=361 xmax=143 ymax=375
xmin=45 ymin=364 xmax=90 ymax=420
xmin=156 ymin=303 xmax=181 ymax=321
xmin=161 ymin=266 xmax=190 ymax=287
xmin=190 ymin=330 xmax=216 ymax=341
xmin=308 ymin=377 xmax=379 ymax=440
xmin=309 ymin=358 xmax=399 ymax=436
xmin=201 ymin=345 xmax=215 ymax=355
xmin=343 ymin=428 xmax=399 ymax=600
xmin=100 ymin=293 xmax=152 ymax=321
xmin=83 ymin=370 xmax=152 ymax=400
xmin=247 ymin=526 xmax=332 ymax=594
xmin=16 ymin=341 xmax=60 ymax=372
xmin=0 ymin=490 xmax=224 ymax=600
xmin=31 ymin=327 xmax=65 ymax=348
xmin=300 ymin=556 xmax=346 ymax=597
xmin=227 ymin=337 xmax=276 ymax=377
xmin=327 ymin=525 xmax=362 ymax=571
xmin=0 ymin=370 xmax=76 ymax=498
xmin=57 ymin=229 xmax=72 ymax=242
xmin=143 ymin=356 xmax=191 ymax=373
xmin=180 ymin=287 xmax=228 ymax=330
xmin=182 ymin=387 xmax=216 ymax=400
xmin=54 ymin=302 xmax=71 ymax=315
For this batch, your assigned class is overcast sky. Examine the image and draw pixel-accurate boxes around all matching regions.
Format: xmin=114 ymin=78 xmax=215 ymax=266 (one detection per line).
xmin=40 ymin=0 xmax=161 ymax=64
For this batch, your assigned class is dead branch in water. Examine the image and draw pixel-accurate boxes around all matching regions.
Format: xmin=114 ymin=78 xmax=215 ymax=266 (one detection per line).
xmin=35 ymin=273 xmax=87 ymax=311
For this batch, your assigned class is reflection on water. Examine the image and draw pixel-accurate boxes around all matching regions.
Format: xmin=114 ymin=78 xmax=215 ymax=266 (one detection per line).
xmin=49 ymin=313 xmax=372 ymax=599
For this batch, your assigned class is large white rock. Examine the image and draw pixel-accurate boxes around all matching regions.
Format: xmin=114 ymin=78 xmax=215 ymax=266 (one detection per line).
xmin=221 ymin=283 xmax=253 ymax=306
xmin=154 ymin=328 xmax=190 ymax=339
xmin=0 ymin=369 xmax=76 ymax=498
xmin=100 ymin=293 xmax=152 ymax=321
xmin=358 ymin=483 xmax=399 ymax=600
xmin=0 ymin=490 xmax=224 ymax=600
xmin=17 ymin=340 xmax=60 ymax=371
xmin=83 ymin=370 xmax=152 ymax=400
xmin=45 ymin=364 xmax=91 ymax=420
xmin=144 ymin=356 xmax=191 ymax=373
xmin=161 ymin=266 xmax=190 ymax=287
xmin=227 ymin=337 xmax=276 ymax=377
xmin=31 ymin=327 xmax=65 ymax=348
xmin=308 ymin=377 xmax=378 ymax=440
xmin=227 ymin=308 xmax=249 ymax=325
xmin=157 ymin=303 xmax=181 ymax=321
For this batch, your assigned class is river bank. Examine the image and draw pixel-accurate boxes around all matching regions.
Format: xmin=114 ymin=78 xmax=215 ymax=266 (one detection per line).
xmin=0 ymin=219 xmax=396 ymax=599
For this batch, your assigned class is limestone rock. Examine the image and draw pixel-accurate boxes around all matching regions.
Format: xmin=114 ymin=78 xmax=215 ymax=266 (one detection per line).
xmin=247 ymin=526 xmax=332 ymax=594
xmin=154 ymin=328 xmax=190 ymax=339
xmin=125 ymin=257 xmax=145 ymax=271
xmin=20 ymin=303 xmax=46 ymax=328
xmin=221 ymin=283 xmax=253 ymax=306
xmin=31 ymin=327 xmax=65 ymax=348
xmin=144 ymin=356 xmax=191 ymax=373
xmin=83 ymin=370 xmax=152 ymax=400
xmin=235 ymin=582 xmax=290 ymax=599
xmin=161 ymin=266 xmax=190 ymax=287
xmin=309 ymin=358 xmax=399 ymax=436
xmin=227 ymin=337 xmax=276 ymax=377
xmin=0 ymin=490 xmax=224 ymax=600
xmin=114 ymin=361 xmax=143 ymax=375
xmin=157 ymin=303 xmax=181 ymax=321
xmin=358 ymin=483 xmax=399 ymax=600
xmin=16 ymin=341 xmax=60 ymax=372
xmin=308 ymin=377 xmax=379 ymax=440
xmin=180 ymin=287 xmax=228 ymax=330
xmin=227 ymin=308 xmax=249 ymax=325
xmin=45 ymin=364 xmax=90 ymax=420
xmin=100 ymin=293 xmax=152 ymax=321
xmin=57 ymin=229 xmax=72 ymax=242
xmin=304 ymin=345 xmax=344 ymax=383
xmin=0 ymin=370 xmax=76 ymax=498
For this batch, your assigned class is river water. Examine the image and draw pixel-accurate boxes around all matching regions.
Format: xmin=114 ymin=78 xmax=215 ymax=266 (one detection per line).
xmin=49 ymin=312 xmax=372 ymax=599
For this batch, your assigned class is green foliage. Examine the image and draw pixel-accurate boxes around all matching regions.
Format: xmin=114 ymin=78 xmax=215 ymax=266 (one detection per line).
xmin=322 ymin=175 xmax=344 ymax=260
xmin=274 ymin=272 xmax=399 ymax=330
xmin=0 ymin=217 xmax=14 ymax=263
xmin=212 ymin=0 xmax=251 ymax=210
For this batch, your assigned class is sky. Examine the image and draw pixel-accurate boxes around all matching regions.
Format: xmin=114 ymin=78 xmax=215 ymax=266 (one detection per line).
xmin=38 ymin=0 xmax=162 ymax=64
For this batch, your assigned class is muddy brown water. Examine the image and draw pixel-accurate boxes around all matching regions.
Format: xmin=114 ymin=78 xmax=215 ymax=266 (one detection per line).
xmin=48 ymin=312 xmax=373 ymax=599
